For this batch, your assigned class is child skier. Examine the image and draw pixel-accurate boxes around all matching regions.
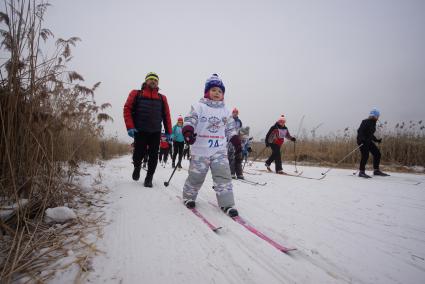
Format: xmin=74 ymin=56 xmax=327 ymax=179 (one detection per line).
xmin=158 ymin=131 xmax=170 ymax=165
xmin=357 ymin=108 xmax=389 ymax=178
xmin=182 ymin=74 xmax=241 ymax=217
xmin=240 ymin=126 xmax=253 ymax=166
xmin=227 ymin=108 xmax=244 ymax=179
xmin=172 ymin=116 xmax=185 ymax=168
xmin=264 ymin=115 xmax=296 ymax=174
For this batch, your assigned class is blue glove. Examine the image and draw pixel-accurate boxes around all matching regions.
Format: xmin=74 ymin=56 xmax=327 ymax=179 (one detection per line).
xmin=166 ymin=134 xmax=172 ymax=143
xmin=127 ymin=128 xmax=138 ymax=138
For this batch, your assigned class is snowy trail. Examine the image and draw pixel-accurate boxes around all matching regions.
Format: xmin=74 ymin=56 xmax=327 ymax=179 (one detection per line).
xmin=78 ymin=155 xmax=425 ymax=284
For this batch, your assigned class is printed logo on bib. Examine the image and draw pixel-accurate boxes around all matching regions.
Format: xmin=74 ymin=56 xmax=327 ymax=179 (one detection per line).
xmin=207 ymin=116 xmax=221 ymax=133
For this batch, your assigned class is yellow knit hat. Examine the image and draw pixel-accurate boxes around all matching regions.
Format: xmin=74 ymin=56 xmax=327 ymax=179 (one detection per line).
xmin=145 ymin=72 xmax=159 ymax=82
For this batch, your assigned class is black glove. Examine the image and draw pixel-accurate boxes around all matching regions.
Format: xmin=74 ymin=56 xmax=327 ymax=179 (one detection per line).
xmin=376 ymin=138 xmax=382 ymax=144
xmin=265 ymin=142 xmax=270 ymax=148
xmin=291 ymin=137 xmax=296 ymax=142
xmin=247 ymin=147 xmax=252 ymax=153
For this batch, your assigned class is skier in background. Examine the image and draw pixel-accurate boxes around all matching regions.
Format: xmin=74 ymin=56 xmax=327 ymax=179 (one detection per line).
xmin=172 ymin=116 xmax=185 ymax=168
xmin=239 ymin=126 xmax=253 ymax=167
xmin=264 ymin=115 xmax=296 ymax=174
xmin=158 ymin=131 xmax=170 ymax=166
xmin=357 ymin=108 xmax=389 ymax=178
xmin=227 ymin=108 xmax=244 ymax=179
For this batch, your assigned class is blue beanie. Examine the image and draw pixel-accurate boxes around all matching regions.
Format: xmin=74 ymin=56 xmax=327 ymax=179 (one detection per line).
xmin=369 ymin=107 xmax=380 ymax=117
xmin=204 ymin=74 xmax=225 ymax=95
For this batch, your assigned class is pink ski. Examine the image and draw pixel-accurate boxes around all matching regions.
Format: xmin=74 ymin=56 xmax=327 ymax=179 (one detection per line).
xmin=190 ymin=208 xmax=222 ymax=232
xmin=208 ymin=201 xmax=295 ymax=253
xmin=232 ymin=215 xmax=296 ymax=253
xmin=177 ymin=196 xmax=222 ymax=232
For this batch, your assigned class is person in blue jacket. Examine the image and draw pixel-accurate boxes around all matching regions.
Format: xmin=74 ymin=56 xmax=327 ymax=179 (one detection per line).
xmin=172 ymin=116 xmax=185 ymax=168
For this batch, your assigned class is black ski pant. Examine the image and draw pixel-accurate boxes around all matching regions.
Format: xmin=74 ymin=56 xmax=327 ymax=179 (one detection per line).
xmin=359 ymin=142 xmax=381 ymax=171
xmin=228 ymin=146 xmax=243 ymax=176
xmin=133 ymin=131 xmax=161 ymax=179
xmin=159 ymin=148 xmax=169 ymax=163
xmin=172 ymin=141 xmax=184 ymax=166
xmin=265 ymin=144 xmax=282 ymax=172
xmin=183 ymin=147 xmax=190 ymax=160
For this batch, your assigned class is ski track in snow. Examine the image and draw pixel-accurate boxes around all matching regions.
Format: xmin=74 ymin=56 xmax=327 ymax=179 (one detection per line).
xmin=77 ymin=155 xmax=425 ymax=284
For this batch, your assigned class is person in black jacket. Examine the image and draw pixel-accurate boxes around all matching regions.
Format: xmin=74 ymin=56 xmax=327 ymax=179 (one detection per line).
xmin=264 ymin=115 xmax=296 ymax=174
xmin=357 ymin=108 xmax=389 ymax=178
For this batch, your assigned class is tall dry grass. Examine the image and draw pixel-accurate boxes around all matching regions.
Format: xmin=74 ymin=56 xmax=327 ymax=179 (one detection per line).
xmin=251 ymin=120 xmax=425 ymax=170
xmin=0 ymin=1 xmax=128 ymax=282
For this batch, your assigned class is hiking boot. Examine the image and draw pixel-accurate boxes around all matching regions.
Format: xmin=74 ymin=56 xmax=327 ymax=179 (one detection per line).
xmin=132 ymin=164 xmax=141 ymax=181
xmin=172 ymin=161 xmax=176 ymax=168
xmin=231 ymin=174 xmax=237 ymax=179
xmin=358 ymin=171 xmax=372 ymax=178
xmin=144 ymin=176 xmax=153 ymax=187
xmin=221 ymin=207 xmax=239 ymax=217
xmin=374 ymin=170 xmax=390 ymax=176
xmin=265 ymin=163 xmax=272 ymax=172
xmin=276 ymin=170 xmax=287 ymax=175
xmin=177 ymin=162 xmax=182 ymax=169
xmin=237 ymin=175 xmax=245 ymax=180
xmin=183 ymin=199 xmax=196 ymax=209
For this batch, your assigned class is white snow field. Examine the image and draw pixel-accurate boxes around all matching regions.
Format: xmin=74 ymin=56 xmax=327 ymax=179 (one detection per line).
xmin=73 ymin=155 xmax=424 ymax=284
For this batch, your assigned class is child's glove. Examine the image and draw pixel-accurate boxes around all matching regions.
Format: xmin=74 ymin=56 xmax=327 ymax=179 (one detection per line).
xmin=166 ymin=134 xmax=173 ymax=143
xmin=127 ymin=128 xmax=138 ymax=138
xmin=230 ymin=135 xmax=242 ymax=155
xmin=183 ymin=125 xmax=197 ymax=145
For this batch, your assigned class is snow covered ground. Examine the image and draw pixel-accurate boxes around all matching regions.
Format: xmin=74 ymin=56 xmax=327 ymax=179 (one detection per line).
xmin=61 ymin=155 xmax=425 ymax=284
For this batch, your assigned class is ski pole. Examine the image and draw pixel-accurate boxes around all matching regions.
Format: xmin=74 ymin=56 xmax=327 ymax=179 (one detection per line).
xmin=321 ymin=144 xmax=363 ymax=176
xmin=164 ymin=165 xmax=179 ymax=187
xmin=293 ymin=141 xmax=298 ymax=173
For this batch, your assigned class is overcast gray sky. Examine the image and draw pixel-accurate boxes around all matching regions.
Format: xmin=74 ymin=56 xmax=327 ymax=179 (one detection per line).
xmin=44 ymin=0 xmax=425 ymax=141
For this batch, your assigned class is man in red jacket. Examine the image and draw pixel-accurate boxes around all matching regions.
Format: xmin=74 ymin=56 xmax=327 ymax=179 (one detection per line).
xmin=123 ymin=72 xmax=172 ymax=187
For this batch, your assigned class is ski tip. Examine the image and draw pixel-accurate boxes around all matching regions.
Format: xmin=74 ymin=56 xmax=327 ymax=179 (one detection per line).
xmin=281 ymin=248 xmax=297 ymax=253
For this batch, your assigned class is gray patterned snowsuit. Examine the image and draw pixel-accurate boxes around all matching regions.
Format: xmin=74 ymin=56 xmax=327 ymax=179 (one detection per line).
xmin=182 ymin=98 xmax=238 ymax=208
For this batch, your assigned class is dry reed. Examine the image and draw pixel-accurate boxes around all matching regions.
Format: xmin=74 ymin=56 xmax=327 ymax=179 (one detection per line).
xmin=0 ymin=1 xmax=126 ymax=282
